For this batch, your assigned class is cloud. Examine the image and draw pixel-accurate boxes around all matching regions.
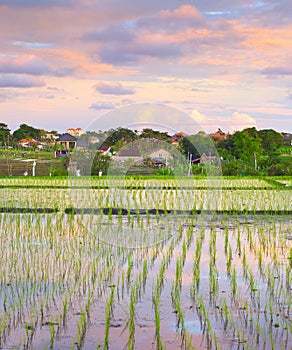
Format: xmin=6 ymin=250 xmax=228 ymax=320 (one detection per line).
xmin=82 ymin=4 xmax=205 ymax=66
xmin=161 ymin=4 xmax=203 ymax=21
xmin=0 ymin=91 xmax=7 ymax=102
xmin=0 ymin=54 xmax=77 ymax=77
xmin=0 ymin=55 xmax=52 ymax=76
xmin=137 ymin=4 xmax=204 ymax=31
xmin=83 ymin=24 xmax=134 ymax=43
xmin=12 ymin=41 xmax=53 ymax=48
xmin=94 ymin=82 xmax=135 ymax=95
xmin=0 ymin=74 xmax=45 ymax=88
xmin=261 ymin=66 xmax=292 ymax=76
xmin=89 ymin=102 xmax=116 ymax=110
xmin=120 ymin=98 xmax=134 ymax=105
xmin=229 ymin=111 xmax=256 ymax=131
xmin=191 ymin=110 xmax=206 ymax=123
xmin=97 ymin=28 xmax=185 ymax=65
xmin=0 ymin=0 xmax=73 ymax=7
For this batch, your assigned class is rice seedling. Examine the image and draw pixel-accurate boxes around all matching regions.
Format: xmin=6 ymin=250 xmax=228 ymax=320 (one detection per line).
xmin=0 ymin=176 xmax=290 ymax=349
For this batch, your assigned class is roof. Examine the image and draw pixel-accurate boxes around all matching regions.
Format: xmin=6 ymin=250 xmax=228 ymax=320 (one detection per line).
xmin=145 ymin=148 xmax=172 ymax=155
xmin=98 ymin=145 xmax=110 ymax=151
xmin=118 ymin=149 xmax=141 ymax=157
xmin=56 ymin=133 xmax=78 ymax=142
xmin=20 ymin=138 xmax=37 ymax=143
xmin=174 ymin=131 xmax=187 ymax=137
xmin=192 ymin=153 xmax=217 ymax=164
xmin=76 ymin=139 xmax=89 ymax=148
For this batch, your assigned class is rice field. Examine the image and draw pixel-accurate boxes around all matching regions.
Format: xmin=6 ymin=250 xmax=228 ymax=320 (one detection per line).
xmin=0 ymin=176 xmax=291 ymax=349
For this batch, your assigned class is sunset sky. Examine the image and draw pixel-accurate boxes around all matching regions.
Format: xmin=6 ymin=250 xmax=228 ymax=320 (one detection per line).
xmin=0 ymin=0 xmax=291 ymax=134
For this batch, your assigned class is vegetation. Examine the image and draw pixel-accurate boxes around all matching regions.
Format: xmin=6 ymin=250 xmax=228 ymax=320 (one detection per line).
xmin=0 ymin=121 xmax=291 ymax=176
xmin=0 ymin=176 xmax=290 ymax=348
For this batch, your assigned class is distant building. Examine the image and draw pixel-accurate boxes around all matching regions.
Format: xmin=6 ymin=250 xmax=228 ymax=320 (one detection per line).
xmin=55 ymin=149 xmax=70 ymax=158
xmin=145 ymin=148 xmax=174 ymax=160
xmin=192 ymin=153 xmax=217 ymax=164
xmin=282 ymin=133 xmax=292 ymax=146
xmin=19 ymin=138 xmax=44 ymax=149
xmin=55 ymin=133 xmax=77 ymax=150
xmin=76 ymin=139 xmax=89 ymax=149
xmin=113 ymin=149 xmax=143 ymax=165
xmin=210 ymin=128 xmax=228 ymax=142
xmin=98 ymin=145 xmax=111 ymax=154
xmin=67 ymin=128 xmax=83 ymax=137
xmin=170 ymin=131 xmax=187 ymax=146
xmin=145 ymin=148 xmax=175 ymax=168
xmin=43 ymin=133 xmax=58 ymax=142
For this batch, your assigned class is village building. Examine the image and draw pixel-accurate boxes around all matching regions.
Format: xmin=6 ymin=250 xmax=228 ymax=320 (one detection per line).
xmin=170 ymin=131 xmax=187 ymax=146
xmin=192 ymin=153 xmax=217 ymax=164
xmin=55 ymin=133 xmax=77 ymax=157
xmin=113 ymin=149 xmax=143 ymax=165
xmin=67 ymin=127 xmax=83 ymax=138
xmin=19 ymin=138 xmax=44 ymax=150
xmin=55 ymin=133 xmax=77 ymax=149
xmin=98 ymin=145 xmax=111 ymax=154
xmin=210 ymin=128 xmax=228 ymax=142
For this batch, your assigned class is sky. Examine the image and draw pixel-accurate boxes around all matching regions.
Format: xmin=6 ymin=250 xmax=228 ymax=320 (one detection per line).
xmin=0 ymin=0 xmax=291 ymax=134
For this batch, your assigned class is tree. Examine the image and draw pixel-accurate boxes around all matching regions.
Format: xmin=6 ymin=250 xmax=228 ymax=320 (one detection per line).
xmin=258 ymin=129 xmax=284 ymax=155
xmin=13 ymin=124 xmax=42 ymax=141
xmin=140 ymin=128 xmax=170 ymax=141
xmin=180 ymin=134 xmax=216 ymax=160
xmin=91 ymin=153 xmax=111 ymax=175
xmin=102 ymin=128 xmax=137 ymax=151
xmin=231 ymin=131 xmax=263 ymax=166
xmin=217 ymin=137 xmax=235 ymax=160
xmin=0 ymin=123 xmax=11 ymax=146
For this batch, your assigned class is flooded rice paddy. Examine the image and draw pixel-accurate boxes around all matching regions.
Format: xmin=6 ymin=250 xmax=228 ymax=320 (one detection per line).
xmin=0 ymin=177 xmax=291 ymax=349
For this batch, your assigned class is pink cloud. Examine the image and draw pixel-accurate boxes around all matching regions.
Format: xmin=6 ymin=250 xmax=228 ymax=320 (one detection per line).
xmin=0 ymin=74 xmax=45 ymax=88
xmin=94 ymin=82 xmax=135 ymax=95
xmin=160 ymin=4 xmax=203 ymax=21
xmin=0 ymin=55 xmax=52 ymax=75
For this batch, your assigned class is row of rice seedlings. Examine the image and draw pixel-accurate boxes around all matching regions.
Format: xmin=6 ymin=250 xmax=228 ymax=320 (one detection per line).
xmin=186 ymin=215 xmax=291 ymax=348
xmin=103 ymin=286 xmax=115 ymax=350
xmin=0 ymin=179 xmax=290 ymax=348
xmin=229 ymin=216 xmax=292 ymax=347
xmin=0 ymin=211 xmax=132 ymax=348
xmin=191 ymin=227 xmax=205 ymax=297
xmin=209 ymin=227 xmax=219 ymax=304
xmin=170 ymin=237 xmax=190 ymax=347
xmin=1 ymin=176 xmax=274 ymax=189
xmin=195 ymin=295 xmax=217 ymax=349
xmin=96 ymin=222 xmax=180 ymax=349
xmin=0 ymin=179 xmax=290 ymax=212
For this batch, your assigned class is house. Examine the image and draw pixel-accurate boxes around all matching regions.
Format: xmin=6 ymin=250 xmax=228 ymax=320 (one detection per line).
xmin=43 ymin=133 xmax=58 ymax=144
xmin=192 ymin=153 xmax=217 ymax=164
xmin=113 ymin=149 xmax=143 ymax=165
xmin=55 ymin=133 xmax=77 ymax=149
xmin=67 ymin=127 xmax=83 ymax=138
xmin=170 ymin=131 xmax=187 ymax=146
xmin=282 ymin=133 xmax=292 ymax=146
xmin=144 ymin=148 xmax=175 ymax=168
xmin=145 ymin=148 xmax=174 ymax=160
xmin=210 ymin=128 xmax=228 ymax=142
xmin=76 ymin=139 xmax=89 ymax=149
xmin=55 ymin=149 xmax=70 ymax=158
xmin=98 ymin=145 xmax=111 ymax=155
xmin=19 ymin=138 xmax=44 ymax=149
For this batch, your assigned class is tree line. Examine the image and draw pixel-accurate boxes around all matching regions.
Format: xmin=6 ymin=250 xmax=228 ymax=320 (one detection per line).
xmin=0 ymin=122 xmax=291 ymax=176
